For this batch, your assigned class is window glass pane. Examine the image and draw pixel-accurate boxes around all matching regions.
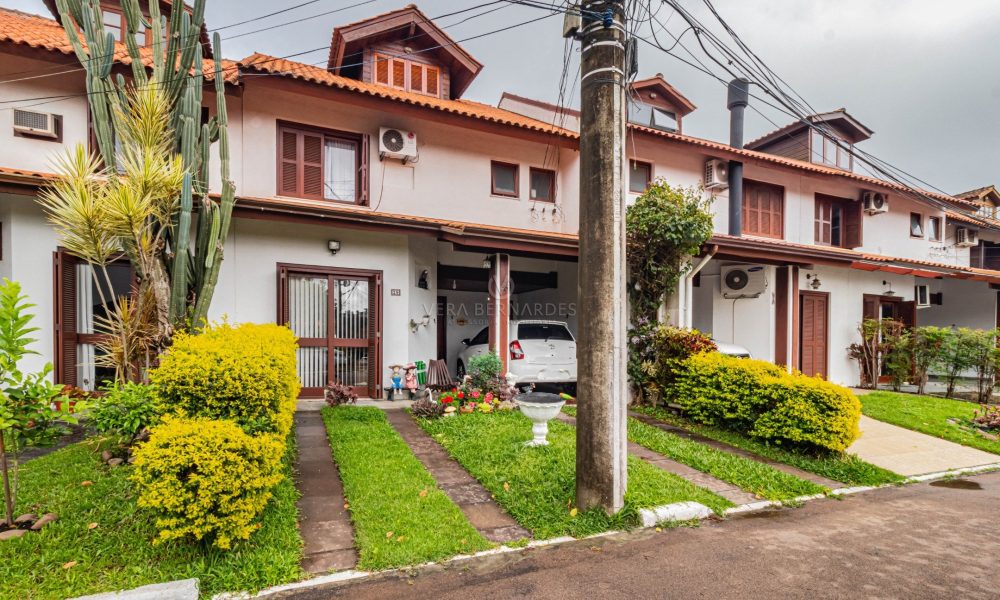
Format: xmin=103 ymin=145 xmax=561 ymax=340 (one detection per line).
xmin=929 ymin=217 xmax=941 ymax=241
xmin=629 ymin=161 xmax=650 ymax=193
xmin=517 ymin=323 xmax=573 ymax=341
xmin=333 ymin=347 xmax=368 ymax=387
xmin=324 ymin=137 xmax=357 ymax=202
xmin=830 ymin=204 xmax=842 ymax=247
xmin=530 ymin=169 xmax=554 ymax=201
xmin=651 ymin=108 xmax=678 ymax=132
xmin=288 ymin=275 xmax=328 ymax=338
xmin=823 ymin=137 xmax=837 ymax=166
xmin=76 ymin=262 xmax=131 ymax=335
xmin=297 ymin=347 xmax=328 ymax=389
xmin=811 ymin=131 xmax=824 ymax=162
xmin=333 ymin=279 xmax=369 ymax=339
xmin=837 ymin=144 xmax=851 ymax=169
xmin=910 ymin=213 xmax=923 ymax=237
xmin=492 ymin=163 xmax=517 ymax=195
xmin=103 ymin=11 xmax=122 ymax=41
xmin=134 ymin=22 xmax=146 ymax=46
xmin=627 ymin=103 xmax=653 ymax=127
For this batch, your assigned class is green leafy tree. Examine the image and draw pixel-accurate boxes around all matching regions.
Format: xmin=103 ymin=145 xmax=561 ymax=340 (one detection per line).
xmin=909 ymin=326 xmax=950 ymax=395
xmin=0 ymin=280 xmax=72 ymax=525
xmin=626 ymin=181 xmax=714 ymax=323
xmin=942 ymin=328 xmax=980 ymax=398
xmin=40 ymin=0 xmax=234 ymax=359
xmin=880 ymin=320 xmax=911 ymax=392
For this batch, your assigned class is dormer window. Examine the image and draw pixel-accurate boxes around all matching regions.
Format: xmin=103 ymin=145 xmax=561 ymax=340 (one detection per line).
xmin=101 ymin=7 xmax=149 ymax=46
xmin=373 ymin=53 xmax=441 ymax=97
xmin=628 ymin=102 xmax=678 ymax=132
xmin=810 ymin=130 xmax=852 ymax=170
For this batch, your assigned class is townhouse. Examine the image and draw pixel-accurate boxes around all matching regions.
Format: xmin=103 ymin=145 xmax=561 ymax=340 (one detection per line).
xmin=0 ymin=2 xmax=997 ymax=395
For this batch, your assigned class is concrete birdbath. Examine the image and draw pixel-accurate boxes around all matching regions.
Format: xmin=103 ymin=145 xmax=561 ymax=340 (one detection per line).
xmin=518 ymin=392 xmax=566 ymax=447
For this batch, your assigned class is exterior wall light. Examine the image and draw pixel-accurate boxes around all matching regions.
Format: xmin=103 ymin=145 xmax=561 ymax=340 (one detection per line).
xmin=806 ymin=273 xmax=822 ymax=290
xmin=328 ymin=240 xmax=341 ymax=255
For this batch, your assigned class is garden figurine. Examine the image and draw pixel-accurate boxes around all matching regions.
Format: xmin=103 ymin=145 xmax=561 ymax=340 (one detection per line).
xmin=388 ymin=364 xmax=404 ymax=400
xmin=404 ymin=363 xmax=419 ymax=391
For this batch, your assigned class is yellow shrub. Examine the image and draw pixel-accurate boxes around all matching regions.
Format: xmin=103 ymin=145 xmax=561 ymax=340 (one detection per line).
xmin=131 ymin=416 xmax=285 ymax=550
xmin=151 ymin=322 xmax=300 ymax=438
xmin=670 ymin=353 xmax=861 ymax=453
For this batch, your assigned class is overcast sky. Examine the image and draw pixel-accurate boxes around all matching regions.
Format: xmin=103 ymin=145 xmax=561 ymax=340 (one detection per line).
xmin=8 ymin=0 xmax=1000 ymax=193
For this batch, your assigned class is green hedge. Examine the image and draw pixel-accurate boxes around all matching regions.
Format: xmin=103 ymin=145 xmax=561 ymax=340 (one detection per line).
xmin=670 ymin=353 xmax=861 ymax=453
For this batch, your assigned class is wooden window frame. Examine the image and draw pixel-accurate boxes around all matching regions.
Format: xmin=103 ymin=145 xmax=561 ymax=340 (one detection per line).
xmin=742 ymin=179 xmax=785 ymax=239
xmin=373 ymin=52 xmax=441 ymax=97
xmin=628 ymin=160 xmax=652 ymax=194
xmin=910 ymin=212 xmax=924 ymax=239
xmin=814 ymin=193 xmax=862 ymax=249
xmin=98 ymin=5 xmax=152 ymax=46
xmin=276 ymin=121 xmax=369 ymax=205
xmin=928 ymin=216 xmax=942 ymax=242
xmin=809 ymin=130 xmax=853 ymax=171
xmin=490 ymin=161 xmax=520 ymax=198
xmin=528 ymin=167 xmax=556 ymax=203
xmin=276 ymin=263 xmax=383 ymax=398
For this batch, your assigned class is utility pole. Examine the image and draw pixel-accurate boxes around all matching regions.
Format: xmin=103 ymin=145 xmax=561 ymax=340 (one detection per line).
xmin=575 ymin=0 xmax=628 ymax=514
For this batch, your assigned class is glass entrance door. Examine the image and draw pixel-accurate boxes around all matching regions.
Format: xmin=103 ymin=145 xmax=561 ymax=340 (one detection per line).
xmin=282 ymin=266 xmax=381 ymax=397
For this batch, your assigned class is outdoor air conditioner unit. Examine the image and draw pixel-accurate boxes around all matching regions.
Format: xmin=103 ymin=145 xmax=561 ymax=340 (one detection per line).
xmin=861 ymin=190 xmax=889 ymax=215
xmin=378 ymin=127 xmax=418 ymax=163
xmin=13 ymin=108 xmax=58 ymax=138
xmin=956 ymin=227 xmax=979 ymax=247
xmin=704 ymin=159 xmax=728 ymax=190
xmin=915 ymin=284 xmax=931 ymax=308
xmin=721 ymin=265 xmax=767 ymax=299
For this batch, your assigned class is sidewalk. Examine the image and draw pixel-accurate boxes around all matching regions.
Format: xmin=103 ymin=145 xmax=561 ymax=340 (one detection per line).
xmin=848 ymin=415 xmax=1000 ymax=476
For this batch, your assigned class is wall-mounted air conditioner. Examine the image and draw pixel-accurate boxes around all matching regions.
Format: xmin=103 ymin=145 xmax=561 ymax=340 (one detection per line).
xmin=721 ymin=265 xmax=766 ymax=299
xmin=379 ymin=127 xmax=418 ymax=163
xmin=13 ymin=109 xmax=58 ymax=138
xmin=861 ymin=190 xmax=888 ymax=215
xmin=704 ymin=159 xmax=728 ymax=190
xmin=915 ymin=284 xmax=930 ymax=308
xmin=956 ymin=227 xmax=979 ymax=248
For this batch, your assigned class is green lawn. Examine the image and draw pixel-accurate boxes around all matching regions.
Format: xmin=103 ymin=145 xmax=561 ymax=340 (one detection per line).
xmin=562 ymin=407 xmax=826 ymax=501
xmin=631 ymin=406 xmax=904 ymax=487
xmin=0 ymin=437 xmax=302 ymax=600
xmin=860 ymin=391 xmax=1000 ymax=455
xmin=416 ymin=411 xmax=733 ymax=539
xmin=321 ymin=406 xmax=490 ymax=570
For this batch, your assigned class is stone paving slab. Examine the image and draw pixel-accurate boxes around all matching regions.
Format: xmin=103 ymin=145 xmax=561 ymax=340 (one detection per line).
xmin=556 ymin=413 xmax=758 ymax=505
xmin=383 ymin=410 xmax=531 ymax=544
xmin=848 ymin=415 xmax=1000 ymax=477
xmin=628 ymin=411 xmax=843 ymax=489
xmin=294 ymin=412 xmax=357 ymax=574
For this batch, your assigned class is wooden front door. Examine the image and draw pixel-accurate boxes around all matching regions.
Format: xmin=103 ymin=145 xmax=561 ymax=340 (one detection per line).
xmin=800 ymin=291 xmax=829 ymax=379
xmin=278 ymin=264 xmax=382 ymax=398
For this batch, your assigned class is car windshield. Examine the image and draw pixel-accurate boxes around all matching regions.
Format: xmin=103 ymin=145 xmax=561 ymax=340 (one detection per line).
xmin=517 ymin=323 xmax=573 ymax=341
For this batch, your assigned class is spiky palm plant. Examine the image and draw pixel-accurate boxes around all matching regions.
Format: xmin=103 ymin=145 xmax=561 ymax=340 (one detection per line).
xmin=39 ymin=0 xmax=235 ymax=368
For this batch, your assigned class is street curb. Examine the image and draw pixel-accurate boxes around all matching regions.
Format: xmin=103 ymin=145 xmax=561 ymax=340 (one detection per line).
xmin=204 ymin=465 xmax=1000 ymax=599
xmin=69 ymin=578 xmax=199 ymax=600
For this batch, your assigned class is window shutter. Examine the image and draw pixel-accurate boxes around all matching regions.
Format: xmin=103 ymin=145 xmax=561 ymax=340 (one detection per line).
xmin=410 ymin=63 xmax=424 ymax=93
xmin=374 ymin=54 xmax=389 ymax=85
xmin=55 ymin=250 xmax=78 ymax=387
xmin=391 ymin=59 xmax=406 ymax=89
xmin=302 ymin=132 xmax=324 ymax=199
xmin=426 ymin=66 xmax=439 ymax=96
xmin=367 ymin=273 xmax=381 ymax=398
xmin=279 ymin=128 xmax=299 ymax=196
xmin=742 ymin=181 xmax=783 ymax=238
xmin=844 ymin=201 xmax=863 ymax=248
xmin=359 ymin=134 xmax=370 ymax=206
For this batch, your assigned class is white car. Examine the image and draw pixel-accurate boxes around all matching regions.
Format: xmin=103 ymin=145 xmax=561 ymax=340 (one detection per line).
xmin=713 ymin=340 xmax=752 ymax=358
xmin=457 ymin=320 xmax=577 ymax=387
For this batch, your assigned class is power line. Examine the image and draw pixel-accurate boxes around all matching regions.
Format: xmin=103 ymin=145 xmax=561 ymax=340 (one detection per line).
xmin=0 ymin=8 xmax=559 ymax=111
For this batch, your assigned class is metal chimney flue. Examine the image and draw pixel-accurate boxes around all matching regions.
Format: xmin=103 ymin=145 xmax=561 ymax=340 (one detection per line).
xmin=727 ymin=78 xmax=750 ymax=236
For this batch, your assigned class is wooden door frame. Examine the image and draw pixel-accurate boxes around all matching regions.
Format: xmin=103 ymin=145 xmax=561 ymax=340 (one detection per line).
xmin=436 ymin=295 xmax=447 ymax=361
xmin=277 ymin=263 xmax=383 ymax=398
xmin=799 ymin=290 xmax=830 ymax=379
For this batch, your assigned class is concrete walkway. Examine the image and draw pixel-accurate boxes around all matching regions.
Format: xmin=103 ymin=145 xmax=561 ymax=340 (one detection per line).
xmin=629 ymin=411 xmax=843 ymax=488
xmin=383 ymin=409 xmax=531 ymax=543
xmin=847 ymin=415 xmax=1000 ymax=477
xmin=294 ymin=412 xmax=357 ymax=574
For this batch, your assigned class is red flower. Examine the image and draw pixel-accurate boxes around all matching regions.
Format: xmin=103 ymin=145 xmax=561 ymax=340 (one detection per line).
xmin=441 ymin=396 xmax=454 ymax=404
xmin=472 ymin=390 xmax=481 ymax=399
xmin=457 ymin=391 xmax=465 ymax=399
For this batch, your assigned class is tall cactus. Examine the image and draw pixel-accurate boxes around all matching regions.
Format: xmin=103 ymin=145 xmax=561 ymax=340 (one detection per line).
xmin=53 ymin=0 xmax=235 ymax=335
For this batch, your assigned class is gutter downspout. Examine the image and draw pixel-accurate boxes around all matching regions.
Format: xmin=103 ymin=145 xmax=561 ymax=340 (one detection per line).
xmin=683 ymin=245 xmax=718 ymax=329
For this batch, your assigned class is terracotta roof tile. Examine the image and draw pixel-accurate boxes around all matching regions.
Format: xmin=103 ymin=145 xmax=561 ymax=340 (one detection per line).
xmin=631 ymin=124 xmax=980 ymax=211
xmin=238 ymin=53 xmax=576 ymax=139
xmin=0 ymin=7 xmax=236 ymax=83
